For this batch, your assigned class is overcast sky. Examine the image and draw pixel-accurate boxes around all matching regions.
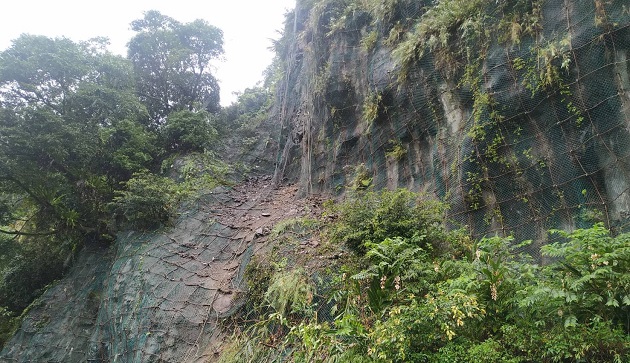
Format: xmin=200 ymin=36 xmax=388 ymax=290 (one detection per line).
xmin=0 ymin=0 xmax=295 ymax=105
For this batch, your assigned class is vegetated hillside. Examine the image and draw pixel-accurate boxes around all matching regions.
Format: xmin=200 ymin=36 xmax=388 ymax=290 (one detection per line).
xmin=0 ymin=175 xmax=320 ymax=362
xmin=0 ymin=9 xmax=281 ymax=362
xmin=271 ymin=0 xmax=630 ymax=247
xmin=2 ymin=1 xmax=629 ymax=362
xmin=217 ymin=2 xmax=627 ymax=361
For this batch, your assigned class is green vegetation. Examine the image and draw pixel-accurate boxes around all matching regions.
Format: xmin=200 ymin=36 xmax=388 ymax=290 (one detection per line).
xmin=390 ymin=0 xmax=544 ymax=82
xmin=362 ymin=91 xmax=382 ymax=125
xmin=220 ymin=189 xmax=629 ymax=362
xmin=216 ymin=85 xmax=274 ymax=153
xmin=296 ymin=0 xmax=573 ymax=216
xmin=385 ymin=140 xmax=407 ymax=161
xmin=0 ymin=10 xmax=240 ymax=347
xmin=160 ymin=110 xmax=218 ymax=153
xmin=323 ymin=188 xmax=448 ymax=253
xmin=110 ymin=172 xmax=178 ymax=230
xmin=0 ymin=306 xmax=17 ymax=348
xmin=218 ymin=1 xmax=630 ymax=360
xmin=1 ymin=0 xmax=629 ymax=358
xmin=360 ymin=30 xmax=379 ymax=52
xmin=349 ymin=163 xmax=373 ymax=191
xmin=127 ymin=10 xmax=224 ymax=124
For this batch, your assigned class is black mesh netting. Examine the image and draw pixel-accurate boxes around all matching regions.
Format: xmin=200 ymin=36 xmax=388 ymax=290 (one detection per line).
xmin=3 ymin=1 xmax=630 ymax=361
xmin=274 ymin=0 xmax=630 ymax=258
xmin=0 ymin=186 xmax=271 ymax=362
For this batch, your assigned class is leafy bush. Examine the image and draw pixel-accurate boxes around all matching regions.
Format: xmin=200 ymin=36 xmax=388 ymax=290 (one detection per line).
xmin=323 ymin=188 xmax=447 ymax=253
xmin=348 ymin=163 xmax=372 ymax=191
xmin=161 ymin=110 xmax=217 ymax=153
xmin=167 ymin=152 xmax=231 ymax=197
xmin=101 ymin=119 xmax=157 ymax=179
xmin=110 ymin=172 xmax=178 ymax=230
xmin=385 ymin=140 xmax=407 ymax=161
xmin=0 ymin=235 xmax=69 ymax=312
xmin=243 ymin=256 xmax=276 ymax=314
xmin=362 ymin=91 xmax=382 ymax=124
xmin=0 ymin=306 xmax=18 ymax=349
xmin=0 ymin=234 xmax=71 ymax=349
xmin=541 ymin=224 xmax=630 ymax=329
xmin=223 ymin=189 xmax=630 ymax=363
xmin=264 ymin=268 xmax=315 ymax=319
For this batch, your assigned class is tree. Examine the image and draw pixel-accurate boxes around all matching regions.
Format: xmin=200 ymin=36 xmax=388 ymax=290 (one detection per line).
xmin=127 ymin=10 xmax=224 ymax=126
xmin=0 ymin=35 xmax=158 ymax=332
xmin=0 ymin=35 xmax=151 ymax=238
xmin=216 ymin=86 xmax=272 ymax=135
xmin=160 ymin=110 xmax=217 ymax=152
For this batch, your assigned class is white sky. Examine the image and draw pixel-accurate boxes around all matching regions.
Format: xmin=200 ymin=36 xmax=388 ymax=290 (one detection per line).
xmin=0 ymin=0 xmax=295 ymax=105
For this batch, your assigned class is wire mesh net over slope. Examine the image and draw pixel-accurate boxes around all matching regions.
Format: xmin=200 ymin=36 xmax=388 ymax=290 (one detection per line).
xmin=272 ymin=0 xmax=630 ymax=251
xmin=0 ymin=179 xmax=289 ymax=362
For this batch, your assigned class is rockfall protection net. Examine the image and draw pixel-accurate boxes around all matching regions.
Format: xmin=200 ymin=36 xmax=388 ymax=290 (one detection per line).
xmin=0 ymin=184 xmax=277 ymax=362
xmin=279 ymin=0 xmax=630 ymax=257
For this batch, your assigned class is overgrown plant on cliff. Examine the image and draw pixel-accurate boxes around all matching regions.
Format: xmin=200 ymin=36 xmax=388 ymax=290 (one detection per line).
xmin=221 ymin=189 xmax=629 ymax=362
xmin=391 ymin=0 xmax=543 ymax=82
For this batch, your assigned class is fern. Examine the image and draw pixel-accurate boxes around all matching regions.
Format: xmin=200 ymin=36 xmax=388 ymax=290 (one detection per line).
xmin=264 ymin=269 xmax=315 ymax=318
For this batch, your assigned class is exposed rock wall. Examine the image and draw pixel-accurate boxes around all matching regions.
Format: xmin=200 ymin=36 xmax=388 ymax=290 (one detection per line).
xmin=3 ymin=1 xmax=630 ymax=360
xmin=272 ymin=0 xmax=630 ymax=245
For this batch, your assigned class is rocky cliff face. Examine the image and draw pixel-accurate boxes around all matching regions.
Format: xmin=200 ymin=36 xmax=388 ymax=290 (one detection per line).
xmin=272 ymin=0 xmax=630 ymax=246
xmin=3 ymin=1 xmax=630 ymax=361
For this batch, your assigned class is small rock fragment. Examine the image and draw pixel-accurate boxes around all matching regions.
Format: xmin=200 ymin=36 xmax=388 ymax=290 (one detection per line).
xmin=255 ymin=227 xmax=271 ymax=237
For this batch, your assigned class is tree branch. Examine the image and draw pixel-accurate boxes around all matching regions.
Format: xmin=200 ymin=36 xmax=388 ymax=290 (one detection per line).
xmin=0 ymin=227 xmax=58 ymax=237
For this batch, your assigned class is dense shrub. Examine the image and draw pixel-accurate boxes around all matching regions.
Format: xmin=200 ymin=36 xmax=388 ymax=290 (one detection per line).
xmin=323 ymin=188 xmax=448 ymax=253
xmin=0 ymin=306 xmax=17 ymax=349
xmin=222 ymin=189 xmax=630 ymax=363
xmin=0 ymin=236 xmax=68 ymax=312
xmin=101 ymin=119 xmax=157 ymax=180
xmin=160 ymin=110 xmax=217 ymax=153
xmin=110 ymin=172 xmax=178 ymax=230
xmin=0 ymin=233 xmax=71 ymax=348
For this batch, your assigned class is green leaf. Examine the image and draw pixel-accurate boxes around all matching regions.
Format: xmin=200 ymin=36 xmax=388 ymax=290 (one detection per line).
xmin=605 ymin=296 xmax=619 ymax=307
xmin=128 ymin=10 xmax=224 ymax=124
xmin=564 ymin=315 xmax=577 ymax=328
xmin=565 ymin=292 xmax=577 ymax=303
